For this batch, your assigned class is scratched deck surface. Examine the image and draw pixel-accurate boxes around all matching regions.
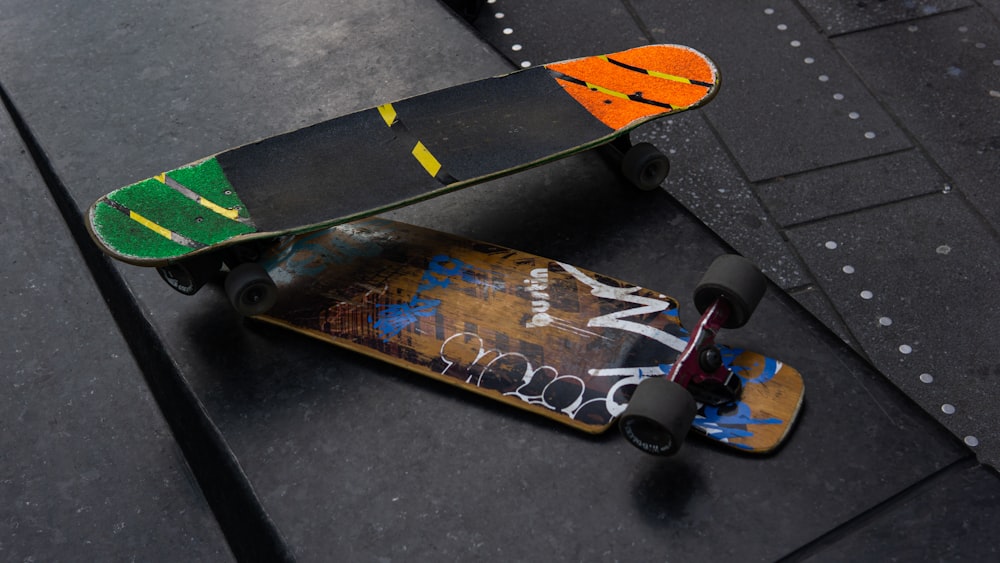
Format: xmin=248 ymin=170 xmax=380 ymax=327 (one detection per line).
xmin=256 ymin=218 xmax=803 ymax=453
xmin=86 ymin=44 xmax=718 ymax=265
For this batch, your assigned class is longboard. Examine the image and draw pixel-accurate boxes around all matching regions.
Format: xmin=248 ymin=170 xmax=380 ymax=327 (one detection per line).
xmin=253 ymin=218 xmax=804 ymax=453
xmin=87 ymin=44 xmax=719 ymax=267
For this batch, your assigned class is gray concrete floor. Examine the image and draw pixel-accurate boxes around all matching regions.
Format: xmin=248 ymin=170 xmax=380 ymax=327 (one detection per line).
xmin=1 ymin=0 xmax=997 ymax=560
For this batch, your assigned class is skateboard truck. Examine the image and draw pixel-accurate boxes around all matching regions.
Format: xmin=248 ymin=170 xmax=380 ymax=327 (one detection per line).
xmin=156 ymin=252 xmax=228 ymax=296
xmin=669 ymin=298 xmax=743 ymax=407
xmin=155 ymin=241 xmax=278 ymax=316
xmin=619 ymin=255 xmax=767 ymax=456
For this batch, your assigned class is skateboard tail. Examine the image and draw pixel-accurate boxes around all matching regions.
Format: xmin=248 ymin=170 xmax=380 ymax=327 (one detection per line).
xmin=691 ymin=352 xmax=804 ymax=453
xmin=87 ymin=157 xmax=256 ymax=265
xmin=545 ymin=44 xmax=719 ymax=130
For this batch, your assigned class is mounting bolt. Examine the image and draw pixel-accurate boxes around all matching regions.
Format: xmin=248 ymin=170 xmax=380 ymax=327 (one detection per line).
xmin=698 ymin=345 xmax=723 ymax=373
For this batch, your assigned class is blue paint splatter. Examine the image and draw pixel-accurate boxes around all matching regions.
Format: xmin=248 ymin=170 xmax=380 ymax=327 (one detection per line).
xmin=372 ymin=298 xmax=441 ymax=340
xmin=693 ymin=401 xmax=782 ymax=443
xmin=370 ymin=255 xmax=480 ymax=341
xmin=723 ymin=349 xmax=778 ymax=386
xmin=419 ymin=254 xmax=479 ymax=291
xmin=753 ymin=356 xmax=779 ymax=385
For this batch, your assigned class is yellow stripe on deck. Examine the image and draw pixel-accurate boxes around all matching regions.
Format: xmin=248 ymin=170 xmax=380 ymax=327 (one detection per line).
xmin=596 ymin=55 xmax=695 ymax=85
xmin=154 ymin=172 xmax=241 ymax=220
xmin=645 ymin=69 xmax=694 ymax=84
xmin=198 ymin=198 xmax=240 ymax=220
xmin=376 ymin=102 xmax=449 ymax=181
xmin=377 ymin=103 xmax=398 ymax=126
xmin=129 ymin=209 xmax=174 ymax=241
xmin=411 ymin=141 xmax=443 ymax=178
xmin=585 ymin=82 xmax=630 ymax=100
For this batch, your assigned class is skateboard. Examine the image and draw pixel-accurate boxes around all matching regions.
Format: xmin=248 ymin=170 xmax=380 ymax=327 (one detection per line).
xmin=86 ymin=44 xmax=719 ymax=288
xmin=252 ymin=218 xmax=804 ymax=455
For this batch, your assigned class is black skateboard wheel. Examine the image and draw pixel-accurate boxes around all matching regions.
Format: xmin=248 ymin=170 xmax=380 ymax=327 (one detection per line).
xmin=621 ymin=142 xmax=670 ymax=190
xmin=693 ymin=255 xmax=767 ymax=329
xmin=225 ymin=262 xmax=278 ymax=316
xmin=619 ymin=378 xmax=696 ymax=456
xmin=156 ymin=253 xmax=223 ymax=296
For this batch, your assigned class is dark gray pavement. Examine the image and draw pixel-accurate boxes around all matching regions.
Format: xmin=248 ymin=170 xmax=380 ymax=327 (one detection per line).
xmin=1 ymin=0 xmax=998 ymax=560
xmin=1 ymin=76 xmax=230 ymax=560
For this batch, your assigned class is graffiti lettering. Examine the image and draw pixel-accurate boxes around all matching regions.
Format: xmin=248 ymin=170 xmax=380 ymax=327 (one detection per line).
xmin=521 ymin=263 xmax=686 ymax=379
xmin=439 ymin=331 xmax=637 ymax=421
xmin=524 ymin=268 xmax=553 ymax=328
xmin=554 ymin=262 xmax=688 ymax=352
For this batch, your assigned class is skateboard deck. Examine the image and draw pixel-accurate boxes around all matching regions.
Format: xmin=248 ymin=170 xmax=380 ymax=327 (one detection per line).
xmin=87 ymin=44 xmax=719 ymax=266
xmin=253 ymin=218 xmax=804 ymax=453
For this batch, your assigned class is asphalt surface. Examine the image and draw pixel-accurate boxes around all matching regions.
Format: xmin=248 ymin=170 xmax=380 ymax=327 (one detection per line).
xmin=1 ymin=0 xmax=998 ymax=560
